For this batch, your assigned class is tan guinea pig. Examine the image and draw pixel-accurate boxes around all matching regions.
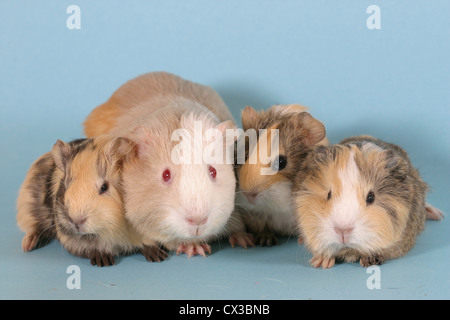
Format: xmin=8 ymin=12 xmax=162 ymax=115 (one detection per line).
xmin=233 ymin=104 xmax=328 ymax=246
xmin=293 ymin=135 xmax=443 ymax=268
xmin=16 ymin=136 xmax=145 ymax=266
xmin=83 ymin=71 xmax=244 ymax=259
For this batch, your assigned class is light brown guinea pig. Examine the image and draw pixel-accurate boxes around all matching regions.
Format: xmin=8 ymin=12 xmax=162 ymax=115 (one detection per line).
xmin=293 ymin=135 xmax=443 ymax=268
xmin=233 ymin=104 xmax=328 ymax=246
xmin=83 ymin=71 xmax=243 ymax=259
xmin=16 ymin=136 xmax=144 ymax=266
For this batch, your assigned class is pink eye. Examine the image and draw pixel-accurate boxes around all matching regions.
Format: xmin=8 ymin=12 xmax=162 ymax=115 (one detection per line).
xmin=162 ymin=169 xmax=171 ymax=183
xmin=208 ymin=165 xmax=217 ymax=180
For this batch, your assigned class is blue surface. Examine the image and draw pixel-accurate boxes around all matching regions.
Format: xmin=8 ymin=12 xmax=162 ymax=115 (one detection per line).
xmin=0 ymin=0 xmax=449 ymax=300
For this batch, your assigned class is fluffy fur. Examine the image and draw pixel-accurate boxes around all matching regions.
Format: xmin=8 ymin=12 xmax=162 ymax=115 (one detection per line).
xmin=293 ymin=135 xmax=443 ymax=268
xmin=234 ymin=104 xmax=328 ymax=246
xmin=83 ymin=71 xmax=241 ymax=259
xmin=123 ymin=111 xmax=237 ymax=252
xmin=16 ymin=136 xmax=142 ymax=266
xmin=84 ymin=71 xmax=235 ymax=137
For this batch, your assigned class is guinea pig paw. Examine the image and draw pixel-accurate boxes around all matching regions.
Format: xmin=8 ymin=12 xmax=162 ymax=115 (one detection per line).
xmin=22 ymin=233 xmax=38 ymax=252
xmin=255 ymin=232 xmax=278 ymax=247
xmin=229 ymin=231 xmax=255 ymax=249
xmin=310 ymin=255 xmax=335 ymax=269
xmin=425 ymin=203 xmax=444 ymax=220
xmin=89 ymin=252 xmax=116 ymax=267
xmin=176 ymin=243 xmax=211 ymax=258
xmin=297 ymin=237 xmax=304 ymax=245
xmin=359 ymin=254 xmax=385 ymax=267
xmin=141 ymin=245 xmax=168 ymax=262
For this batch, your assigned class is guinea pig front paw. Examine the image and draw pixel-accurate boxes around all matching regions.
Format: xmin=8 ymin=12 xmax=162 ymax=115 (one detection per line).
xmin=176 ymin=243 xmax=211 ymax=258
xmin=255 ymin=231 xmax=278 ymax=247
xmin=359 ymin=254 xmax=385 ymax=267
xmin=22 ymin=232 xmax=52 ymax=252
xmin=89 ymin=252 xmax=116 ymax=267
xmin=22 ymin=233 xmax=39 ymax=252
xmin=229 ymin=231 xmax=255 ymax=249
xmin=141 ymin=245 xmax=168 ymax=262
xmin=310 ymin=255 xmax=336 ymax=269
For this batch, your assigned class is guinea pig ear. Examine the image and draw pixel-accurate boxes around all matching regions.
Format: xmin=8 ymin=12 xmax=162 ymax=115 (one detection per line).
xmin=52 ymin=139 xmax=71 ymax=172
xmin=310 ymin=145 xmax=332 ymax=165
xmin=104 ymin=137 xmax=138 ymax=167
xmin=217 ymin=120 xmax=237 ymax=143
xmin=241 ymin=105 xmax=258 ymax=131
xmin=382 ymin=150 xmax=410 ymax=180
xmin=216 ymin=120 xmax=236 ymax=134
xmin=125 ymin=126 xmax=152 ymax=158
xmin=288 ymin=112 xmax=326 ymax=147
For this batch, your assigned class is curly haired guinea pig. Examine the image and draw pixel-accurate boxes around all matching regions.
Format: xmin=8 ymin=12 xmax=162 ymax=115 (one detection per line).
xmin=83 ymin=71 xmax=244 ymax=259
xmin=233 ymin=104 xmax=328 ymax=246
xmin=293 ymin=135 xmax=443 ymax=268
xmin=16 ymin=136 xmax=144 ymax=266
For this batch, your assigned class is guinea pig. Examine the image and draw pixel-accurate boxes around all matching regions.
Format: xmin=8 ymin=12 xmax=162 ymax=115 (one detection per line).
xmin=83 ymin=71 xmax=245 ymax=259
xmin=16 ymin=136 xmax=144 ymax=266
xmin=233 ymin=104 xmax=328 ymax=246
xmin=293 ymin=135 xmax=443 ymax=268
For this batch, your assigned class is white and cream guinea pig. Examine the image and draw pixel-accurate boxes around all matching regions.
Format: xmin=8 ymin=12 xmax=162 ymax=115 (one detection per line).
xmin=16 ymin=136 xmax=144 ymax=266
xmin=83 ymin=71 xmax=243 ymax=259
xmin=293 ymin=135 xmax=443 ymax=268
xmin=233 ymin=104 xmax=328 ymax=246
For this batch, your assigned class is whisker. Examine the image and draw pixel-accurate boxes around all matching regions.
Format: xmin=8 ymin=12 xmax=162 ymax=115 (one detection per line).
xmin=31 ymin=221 xmax=57 ymax=245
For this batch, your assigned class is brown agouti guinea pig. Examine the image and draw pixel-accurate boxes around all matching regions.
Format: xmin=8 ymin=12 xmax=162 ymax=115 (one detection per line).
xmin=233 ymin=104 xmax=328 ymax=246
xmin=16 ymin=136 xmax=144 ymax=266
xmin=293 ymin=135 xmax=443 ymax=268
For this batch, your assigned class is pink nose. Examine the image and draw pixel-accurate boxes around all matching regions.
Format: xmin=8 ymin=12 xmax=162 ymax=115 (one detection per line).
xmin=73 ymin=217 xmax=87 ymax=232
xmin=334 ymin=226 xmax=354 ymax=235
xmin=186 ymin=217 xmax=208 ymax=226
xmin=243 ymin=191 xmax=258 ymax=204
xmin=334 ymin=226 xmax=354 ymax=244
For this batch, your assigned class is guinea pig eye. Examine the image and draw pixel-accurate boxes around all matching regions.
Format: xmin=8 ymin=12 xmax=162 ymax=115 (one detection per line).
xmin=99 ymin=182 xmax=109 ymax=195
xmin=162 ymin=169 xmax=172 ymax=184
xmin=208 ymin=165 xmax=217 ymax=180
xmin=327 ymin=190 xmax=332 ymax=200
xmin=272 ymin=155 xmax=287 ymax=172
xmin=366 ymin=191 xmax=375 ymax=205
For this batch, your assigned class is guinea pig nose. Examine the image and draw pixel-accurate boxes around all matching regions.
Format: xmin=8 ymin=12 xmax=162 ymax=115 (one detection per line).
xmin=73 ymin=217 xmax=87 ymax=230
xmin=186 ymin=217 xmax=208 ymax=226
xmin=243 ymin=191 xmax=258 ymax=204
xmin=334 ymin=226 xmax=354 ymax=235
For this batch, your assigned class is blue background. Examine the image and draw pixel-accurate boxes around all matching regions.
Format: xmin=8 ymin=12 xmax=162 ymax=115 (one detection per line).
xmin=0 ymin=0 xmax=448 ymax=300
